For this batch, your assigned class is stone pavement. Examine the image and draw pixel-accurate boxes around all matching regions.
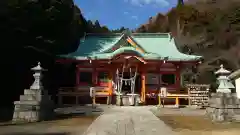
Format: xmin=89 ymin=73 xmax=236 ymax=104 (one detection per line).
xmin=82 ymin=106 xmax=176 ymax=135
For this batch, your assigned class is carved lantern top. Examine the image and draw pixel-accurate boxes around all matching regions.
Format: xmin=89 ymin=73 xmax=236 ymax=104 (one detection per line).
xmin=31 ymin=62 xmax=46 ymax=72
xmin=215 ymin=64 xmax=235 ymax=93
xmin=215 ymin=64 xmax=231 ymax=75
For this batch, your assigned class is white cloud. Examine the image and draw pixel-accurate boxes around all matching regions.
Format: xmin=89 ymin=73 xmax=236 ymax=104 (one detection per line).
xmin=124 ymin=11 xmax=129 ymax=15
xmin=124 ymin=0 xmax=169 ymax=7
xmin=131 ymin=15 xmax=138 ymax=20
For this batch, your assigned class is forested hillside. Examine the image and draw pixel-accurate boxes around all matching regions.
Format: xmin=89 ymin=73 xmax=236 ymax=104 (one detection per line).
xmin=0 ymin=0 xmax=111 ymax=114
xmin=136 ymin=0 xmax=240 ymax=84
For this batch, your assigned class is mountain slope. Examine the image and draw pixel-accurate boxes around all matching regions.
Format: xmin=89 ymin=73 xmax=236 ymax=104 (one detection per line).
xmin=136 ymin=0 xmax=240 ymax=83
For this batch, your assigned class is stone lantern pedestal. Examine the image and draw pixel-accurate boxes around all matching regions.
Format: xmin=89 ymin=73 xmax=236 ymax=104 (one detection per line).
xmin=206 ymin=65 xmax=240 ymax=122
xmin=12 ymin=62 xmax=54 ymax=122
xmin=207 ymin=92 xmax=240 ymax=122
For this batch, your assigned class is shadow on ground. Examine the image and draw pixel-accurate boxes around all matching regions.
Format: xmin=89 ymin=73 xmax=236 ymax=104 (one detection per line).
xmin=0 ymin=107 xmax=13 ymax=122
xmin=3 ymin=133 xmax=70 ymax=135
xmin=0 ymin=105 xmax=102 ymax=127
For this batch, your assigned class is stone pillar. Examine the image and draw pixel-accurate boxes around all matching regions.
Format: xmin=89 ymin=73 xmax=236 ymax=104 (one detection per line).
xmin=12 ymin=62 xmax=54 ymax=123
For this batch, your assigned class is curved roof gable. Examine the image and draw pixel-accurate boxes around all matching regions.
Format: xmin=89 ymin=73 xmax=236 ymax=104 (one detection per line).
xmin=59 ymin=32 xmax=202 ymax=61
xmin=132 ymin=33 xmax=202 ymax=61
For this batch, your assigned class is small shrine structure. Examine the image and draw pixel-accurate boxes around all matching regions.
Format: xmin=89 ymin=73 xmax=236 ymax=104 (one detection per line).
xmin=56 ymin=30 xmax=203 ymax=106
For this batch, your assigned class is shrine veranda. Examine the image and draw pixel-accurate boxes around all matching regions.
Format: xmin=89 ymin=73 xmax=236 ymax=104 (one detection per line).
xmin=56 ymin=31 xmax=206 ymax=106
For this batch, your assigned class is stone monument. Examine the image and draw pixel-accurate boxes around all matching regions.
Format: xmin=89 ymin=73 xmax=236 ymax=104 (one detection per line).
xmin=12 ymin=62 xmax=54 ymax=122
xmin=206 ymin=64 xmax=240 ymax=122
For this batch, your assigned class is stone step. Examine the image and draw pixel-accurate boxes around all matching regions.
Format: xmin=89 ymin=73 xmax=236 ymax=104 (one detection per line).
xmin=12 ymin=110 xmax=39 ymax=122
xmin=20 ymin=95 xmax=52 ymax=102
xmin=14 ymin=100 xmax=39 ymax=105
xmin=20 ymin=95 xmax=37 ymax=101
xmin=24 ymin=89 xmax=41 ymax=95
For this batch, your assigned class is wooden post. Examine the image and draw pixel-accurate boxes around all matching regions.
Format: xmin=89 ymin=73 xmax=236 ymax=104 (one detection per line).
xmin=175 ymin=63 xmax=181 ymax=92
xmin=76 ymin=65 xmax=79 ymax=87
xmin=141 ymin=71 xmax=146 ymax=103
xmin=76 ymin=96 xmax=78 ymax=105
xmin=90 ymin=87 xmax=96 ymax=107
xmin=188 ymin=88 xmax=191 ymax=106
xmin=92 ymin=96 xmax=96 ymax=106
xmin=92 ymin=67 xmax=97 ymax=86
xmin=91 ymin=66 xmax=97 ymax=106
xmin=58 ymin=95 xmax=62 ymax=106
xmin=175 ymin=97 xmax=179 ymax=108
xmin=158 ymin=94 xmax=161 ymax=106
xmin=107 ymin=68 xmax=113 ymax=105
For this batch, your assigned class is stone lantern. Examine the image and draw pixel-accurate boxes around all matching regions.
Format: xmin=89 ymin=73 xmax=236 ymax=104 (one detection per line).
xmin=206 ymin=64 xmax=240 ymax=122
xmin=30 ymin=62 xmax=46 ymax=90
xmin=12 ymin=62 xmax=54 ymax=123
xmin=215 ymin=64 xmax=235 ymax=93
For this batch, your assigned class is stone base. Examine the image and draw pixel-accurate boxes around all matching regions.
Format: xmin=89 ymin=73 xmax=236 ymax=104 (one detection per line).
xmin=12 ymin=89 xmax=54 ymax=123
xmin=206 ymin=92 xmax=240 ymax=122
xmin=116 ymin=94 xmax=140 ymax=106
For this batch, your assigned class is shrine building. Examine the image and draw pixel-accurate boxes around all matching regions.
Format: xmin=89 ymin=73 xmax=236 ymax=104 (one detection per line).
xmin=56 ymin=31 xmax=202 ymax=106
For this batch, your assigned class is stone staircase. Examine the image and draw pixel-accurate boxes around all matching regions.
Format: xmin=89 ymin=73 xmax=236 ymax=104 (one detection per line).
xmin=12 ymin=89 xmax=54 ymax=122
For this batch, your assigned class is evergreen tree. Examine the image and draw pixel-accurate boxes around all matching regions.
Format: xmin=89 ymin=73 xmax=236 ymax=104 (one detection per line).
xmin=177 ymin=0 xmax=184 ymax=7
xmin=94 ymin=20 xmax=101 ymax=28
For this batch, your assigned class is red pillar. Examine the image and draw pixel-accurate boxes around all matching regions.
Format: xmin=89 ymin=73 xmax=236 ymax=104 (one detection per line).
xmin=141 ymin=66 xmax=146 ymax=103
xmin=175 ymin=64 xmax=181 ymax=89
xmin=76 ymin=65 xmax=79 ymax=87
xmin=92 ymin=67 xmax=96 ymax=86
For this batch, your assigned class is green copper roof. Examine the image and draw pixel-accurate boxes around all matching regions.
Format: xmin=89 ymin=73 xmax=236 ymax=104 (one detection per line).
xmin=60 ymin=32 xmax=202 ymax=61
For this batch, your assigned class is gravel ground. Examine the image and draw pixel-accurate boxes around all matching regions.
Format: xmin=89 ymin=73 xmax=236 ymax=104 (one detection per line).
xmin=152 ymin=107 xmax=240 ymax=135
xmin=1 ymin=105 xmax=209 ymax=135
xmin=0 ymin=106 xmax=102 ymax=135
xmin=0 ymin=116 xmax=98 ymax=135
xmin=151 ymin=107 xmax=206 ymax=116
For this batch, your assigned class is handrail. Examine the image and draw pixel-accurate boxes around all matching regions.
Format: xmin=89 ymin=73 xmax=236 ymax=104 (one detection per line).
xmin=59 ymin=86 xmax=111 ymax=94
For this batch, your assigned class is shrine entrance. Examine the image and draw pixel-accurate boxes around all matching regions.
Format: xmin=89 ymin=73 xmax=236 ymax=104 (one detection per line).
xmin=121 ymin=71 xmax=132 ymax=93
xmin=110 ymin=54 xmax=146 ymax=106
xmin=116 ymin=72 xmax=141 ymax=94
xmin=115 ymin=64 xmax=139 ymax=95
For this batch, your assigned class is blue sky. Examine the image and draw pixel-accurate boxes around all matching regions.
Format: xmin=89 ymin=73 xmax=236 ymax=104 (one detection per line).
xmin=74 ymin=0 xmax=179 ymax=30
